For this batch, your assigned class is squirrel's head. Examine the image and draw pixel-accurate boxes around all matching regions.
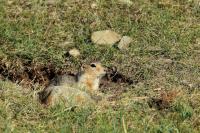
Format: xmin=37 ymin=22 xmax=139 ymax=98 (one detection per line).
xmin=81 ymin=62 xmax=106 ymax=78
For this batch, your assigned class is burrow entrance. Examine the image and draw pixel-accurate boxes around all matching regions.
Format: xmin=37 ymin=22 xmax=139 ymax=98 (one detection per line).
xmin=0 ymin=59 xmax=143 ymax=101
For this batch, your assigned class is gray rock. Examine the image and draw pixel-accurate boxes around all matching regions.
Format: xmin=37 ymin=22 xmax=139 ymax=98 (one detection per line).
xmin=91 ymin=30 xmax=121 ymax=46
xmin=69 ymin=48 xmax=80 ymax=58
xmin=91 ymin=3 xmax=98 ymax=9
xmin=118 ymin=36 xmax=132 ymax=50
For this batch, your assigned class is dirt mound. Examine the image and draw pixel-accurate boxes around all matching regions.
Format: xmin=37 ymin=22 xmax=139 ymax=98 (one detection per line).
xmin=148 ymin=90 xmax=179 ymax=110
xmin=0 ymin=59 xmax=61 ymax=87
xmin=0 ymin=59 xmax=138 ymax=104
xmin=0 ymin=59 xmax=135 ymax=88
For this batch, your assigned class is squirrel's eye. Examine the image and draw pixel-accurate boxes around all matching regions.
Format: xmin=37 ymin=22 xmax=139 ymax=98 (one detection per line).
xmin=90 ymin=64 xmax=96 ymax=67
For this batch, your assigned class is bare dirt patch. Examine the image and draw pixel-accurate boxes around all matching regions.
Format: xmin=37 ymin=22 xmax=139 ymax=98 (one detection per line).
xmin=99 ymin=66 xmax=139 ymax=101
xmin=0 ymin=59 xmax=58 ymax=87
xmin=148 ymin=90 xmax=179 ymax=110
xmin=0 ymin=59 xmax=137 ymax=98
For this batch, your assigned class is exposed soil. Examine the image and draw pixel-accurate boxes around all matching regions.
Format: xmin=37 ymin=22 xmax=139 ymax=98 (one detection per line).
xmin=99 ymin=66 xmax=139 ymax=101
xmin=148 ymin=90 xmax=179 ymax=110
xmin=0 ymin=59 xmax=61 ymax=88
xmin=0 ymin=60 xmax=136 ymax=97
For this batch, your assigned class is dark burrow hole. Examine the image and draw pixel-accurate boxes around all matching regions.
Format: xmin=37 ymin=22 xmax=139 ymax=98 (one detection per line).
xmin=0 ymin=61 xmax=141 ymax=102
xmin=99 ymin=66 xmax=142 ymax=101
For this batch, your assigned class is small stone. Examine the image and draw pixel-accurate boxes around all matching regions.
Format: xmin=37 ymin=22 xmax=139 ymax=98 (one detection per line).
xmin=91 ymin=30 xmax=121 ymax=46
xmin=119 ymin=0 xmax=133 ymax=5
xmin=118 ymin=36 xmax=132 ymax=50
xmin=91 ymin=3 xmax=98 ymax=9
xmin=154 ymin=88 xmax=162 ymax=91
xmin=69 ymin=48 xmax=80 ymax=58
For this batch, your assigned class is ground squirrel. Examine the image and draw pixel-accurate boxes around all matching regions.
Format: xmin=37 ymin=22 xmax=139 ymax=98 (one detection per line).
xmin=38 ymin=62 xmax=106 ymax=107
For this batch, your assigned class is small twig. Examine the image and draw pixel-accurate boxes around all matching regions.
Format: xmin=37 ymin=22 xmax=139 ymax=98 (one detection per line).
xmin=132 ymin=96 xmax=149 ymax=101
xmin=44 ymin=20 xmax=55 ymax=38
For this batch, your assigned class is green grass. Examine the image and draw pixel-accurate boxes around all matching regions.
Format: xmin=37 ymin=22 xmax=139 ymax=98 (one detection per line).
xmin=0 ymin=0 xmax=200 ymax=132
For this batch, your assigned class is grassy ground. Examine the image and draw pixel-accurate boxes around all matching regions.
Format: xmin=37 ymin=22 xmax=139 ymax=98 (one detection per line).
xmin=0 ymin=0 xmax=200 ymax=132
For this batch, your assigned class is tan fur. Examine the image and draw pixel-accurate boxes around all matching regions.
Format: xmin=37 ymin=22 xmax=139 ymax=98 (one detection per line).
xmin=46 ymin=95 xmax=52 ymax=105
xmin=85 ymin=80 xmax=93 ymax=93
xmin=76 ymin=95 xmax=86 ymax=105
xmin=78 ymin=62 xmax=106 ymax=94
xmin=39 ymin=62 xmax=106 ymax=107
